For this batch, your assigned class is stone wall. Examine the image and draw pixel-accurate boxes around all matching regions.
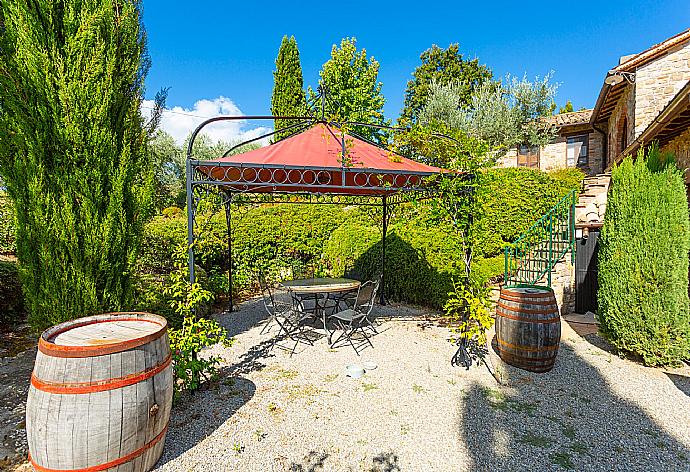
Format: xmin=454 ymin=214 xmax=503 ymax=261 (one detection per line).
xmin=606 ymin=85 xmax=635 ymax=163
xmin=495 ymin=129 xmax=604 ymax=176
xmin=635 ymin=41 xmax=690 ymax=136
xmin=536 ymin=255 xmax=575 ymax=316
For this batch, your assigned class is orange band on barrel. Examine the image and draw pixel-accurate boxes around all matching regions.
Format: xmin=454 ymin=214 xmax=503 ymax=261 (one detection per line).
xmin=31 ymin=354 xmax=172 ymax=394
xmin=28 ymin=424 xmax=168 ymax=472
xmin=496 ymin=305 xmax=561 ymax=324
xmin=496 ymin=301 xmax=559 ymax=316
xmin=495 ymin=337 xmax=560 ymax=352
xmin=498 ymin=293 xmax=558 ymax=305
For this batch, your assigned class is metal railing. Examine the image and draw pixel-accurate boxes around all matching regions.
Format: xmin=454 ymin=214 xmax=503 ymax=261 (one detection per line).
xmin=504 ymin=190 xmax=576 ymax=287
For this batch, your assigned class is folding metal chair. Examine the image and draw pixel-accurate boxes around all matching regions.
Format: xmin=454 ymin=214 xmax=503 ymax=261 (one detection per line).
xmin=328 ymin=277 xmax=380 ymax=355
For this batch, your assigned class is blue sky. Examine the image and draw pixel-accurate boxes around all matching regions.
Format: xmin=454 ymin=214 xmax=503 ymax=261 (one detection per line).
xmin=142 ymin=0 xmax=690 ymax=144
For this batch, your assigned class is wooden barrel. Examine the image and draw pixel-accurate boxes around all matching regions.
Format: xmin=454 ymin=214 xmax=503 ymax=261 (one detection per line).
xmin=26 ymin=312 xmax=173 ymax=472
xmin=494 ymin=286 xmax=561 ymax=373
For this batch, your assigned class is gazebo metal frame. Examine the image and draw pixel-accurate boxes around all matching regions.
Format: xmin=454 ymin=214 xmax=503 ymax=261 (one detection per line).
xmin=185 ymin=89 xmax=465 ymax=311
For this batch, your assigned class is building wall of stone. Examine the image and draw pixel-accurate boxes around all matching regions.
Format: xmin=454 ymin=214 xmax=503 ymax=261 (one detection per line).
xmin=606 ymin=85 xmax=635 ymax=164
xmin=635 ymin=42 xmax=690 ymax=137
xmin=495 ymin=147 xmax=518 ymax=168
xmin=494 ymin=129 xmax=604 ymax=176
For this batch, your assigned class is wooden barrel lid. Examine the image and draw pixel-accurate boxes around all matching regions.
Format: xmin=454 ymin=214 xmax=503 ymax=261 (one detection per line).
xmin=501 ymin=285 xmax=554 ymax=296
xmin=39 ymin=312 xmax=167 ymax=358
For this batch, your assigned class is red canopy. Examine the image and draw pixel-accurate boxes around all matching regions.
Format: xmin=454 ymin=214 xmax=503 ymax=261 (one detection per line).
xmin=196 ymin=123 xmax=442 ymax=196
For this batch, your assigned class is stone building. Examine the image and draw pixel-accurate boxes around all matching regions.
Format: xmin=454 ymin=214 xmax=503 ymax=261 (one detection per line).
xmin=497 ymin=28 xmax=690 ymax=180
xmin=591 ymin=28 xmax=690 ymax=175
xmin=496 ymin=109 xmax=605 ymax=176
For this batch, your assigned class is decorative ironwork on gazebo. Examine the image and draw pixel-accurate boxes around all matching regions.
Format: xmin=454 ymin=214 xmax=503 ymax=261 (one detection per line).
xmin=185 ymin=90 xmax=463 ymax=311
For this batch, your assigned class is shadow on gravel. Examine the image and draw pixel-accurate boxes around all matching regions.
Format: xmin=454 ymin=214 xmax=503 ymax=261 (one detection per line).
xmin=155 ymin=375 xmax=256 ymax=468
xmin=459 ymin=335 xmax=690 ymax=471
xmin=666 ymin=373 xmax=690 ymax=398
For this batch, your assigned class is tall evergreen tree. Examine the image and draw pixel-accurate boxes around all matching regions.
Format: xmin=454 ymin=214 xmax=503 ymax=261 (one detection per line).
xmin=0 ymin=0 xmax=161 ymax=329
xmin=311 ymin=38 xmax=389 ymax=145
xmin=401 ymin=44 xmax=492 ymax=125
xmin=271 ymin=35 xmax=306 ymax=141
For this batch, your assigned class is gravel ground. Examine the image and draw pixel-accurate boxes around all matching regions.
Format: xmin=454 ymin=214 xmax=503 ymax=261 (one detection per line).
xmin=152 ymin=299 xmax=690 ymax=472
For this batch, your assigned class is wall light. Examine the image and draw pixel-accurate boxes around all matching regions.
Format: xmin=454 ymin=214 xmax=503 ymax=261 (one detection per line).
xmin=604 ymin=70 xmax=636 ymax=86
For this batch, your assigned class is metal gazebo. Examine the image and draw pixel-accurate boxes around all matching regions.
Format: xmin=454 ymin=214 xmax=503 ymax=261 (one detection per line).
xmin=185 ymin=112 xmax=457 ymax=311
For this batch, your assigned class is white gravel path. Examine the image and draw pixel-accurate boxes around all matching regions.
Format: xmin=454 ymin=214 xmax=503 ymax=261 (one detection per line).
xmin=152 ymin=299 xmax=690 ymax=472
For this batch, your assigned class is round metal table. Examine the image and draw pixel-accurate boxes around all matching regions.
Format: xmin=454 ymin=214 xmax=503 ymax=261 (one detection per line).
xmin=279 ymin=278 xmax=361 ymax=345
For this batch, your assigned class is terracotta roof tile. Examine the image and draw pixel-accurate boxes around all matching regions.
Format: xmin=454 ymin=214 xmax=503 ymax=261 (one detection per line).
xmin=546 ymin=109 xmax=593 ymax=127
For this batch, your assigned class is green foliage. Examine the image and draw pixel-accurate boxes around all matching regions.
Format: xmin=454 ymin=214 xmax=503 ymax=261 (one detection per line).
xmin=169 ymin=314 xmax=233 ymax=396
xmin=148 ymin=130 xmax=186 ymax=209
xmin=271 ymin=36 xmax=307 ymax=141
xmin=444 ymin=279 xmax=493 ymax=344
xmin=598 ymin=147 xmax=690 ymax=366
xmin=559 ymin=100 xmax=575 ymax=114
xmin=0 ymin=260 xmax=24 ymax=325
xmin=0 ymin=194 xmax=16 ymax=254
xmin=473 ymin=167 xmax=583 ymax=258
xmin=165 ymin=243 xmax=233 ymax=396
xmin=310 ymin=38 xmax=389 ymax=144
xmin=0 ymin=0 xmax=158 ymax=331
xmin=392 ymin=122 xmax=490 ymax=169
xmin=401 ymin=44 xmax=493 ymax=125
xmin=135 ymin=168 xmax=579 ymax=313
xmin=460 ymin=73 xmax=559 ymax=152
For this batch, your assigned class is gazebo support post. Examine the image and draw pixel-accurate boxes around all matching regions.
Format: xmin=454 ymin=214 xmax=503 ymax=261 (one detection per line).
xmin=380 ymin=195 xmax=387 ymax=305
xmin=185 ymin=158 xmax=196 ymax=284
xmin=224 ymin=194 xmax=234 ymax=313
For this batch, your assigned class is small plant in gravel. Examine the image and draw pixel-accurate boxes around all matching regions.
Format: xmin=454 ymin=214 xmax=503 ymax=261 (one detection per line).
xmin=362 ymin=382 xmax=379 ymax=392
xmin=284 ymin=384 xmax=322 ymax=401
xmin=324 ymin=373 xmax=339 ymax=382
xmin=551 ymin=452 xmax=574 ymax=469
xmin=166 ymin=243 xmax=233 ymax=398
xmin=518 ymin=432 xmax=551 ymax=448
xmin=412 ymin=384 xmax=425 ymax=394
xmin=232 ymin=442 xmax=244 ymax=454
xmin=561 ymin=424 xmax=576 ymax=440
xmin=274 ymin=369 xmax=299 ymax=380
xmin=400 ymin=424 xmax=410 ymax=435
xmin=568 ymin=442 xmax=588 ymax=454
xmin=254 ymin=429 xmax=267 ymax=442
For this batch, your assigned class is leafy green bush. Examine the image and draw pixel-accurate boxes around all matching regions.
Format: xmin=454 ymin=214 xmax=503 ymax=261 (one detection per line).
xmin=598 ymin=149 xmax=690 ymax=366
xmin=0 ymin=260 xmax=24 ymax=325
xmin=165 ymin=243 xmax=233 ymax=397
xmin=474 ymin=167 xmax=583 ymax=257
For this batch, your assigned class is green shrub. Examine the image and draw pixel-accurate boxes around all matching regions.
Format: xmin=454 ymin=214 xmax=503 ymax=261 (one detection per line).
xmin=474 ymin=167 xmax=583 ymax=257
xmin=598 ymin=149 xmax=690 ymax=366
xmin=135 ymin=167 xmax=580 ymax=314
xmin=0 ymin=260 xmax=24 ymax=325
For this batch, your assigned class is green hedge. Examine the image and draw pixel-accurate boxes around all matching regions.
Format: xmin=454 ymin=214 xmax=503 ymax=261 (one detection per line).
xmin=473 ymin=167 xmax=583 ymax=257
xmin=133 ymin=167 xmax=584 ymax=315
xmin=598 ymin=151 xmax=690 ymax=366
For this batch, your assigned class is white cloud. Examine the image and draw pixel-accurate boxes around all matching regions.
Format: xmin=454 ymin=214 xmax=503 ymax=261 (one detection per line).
xmin=142 ymin=96 xmax=272 ymax=146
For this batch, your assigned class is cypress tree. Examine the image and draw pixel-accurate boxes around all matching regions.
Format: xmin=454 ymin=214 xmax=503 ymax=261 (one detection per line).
xmin=598 ymin=146 xmax=690 ymax=365
xmin=0 ymin=0 xmax=159 ymax=329
xmin=271 ymin=35 xmax=306 ymax=141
